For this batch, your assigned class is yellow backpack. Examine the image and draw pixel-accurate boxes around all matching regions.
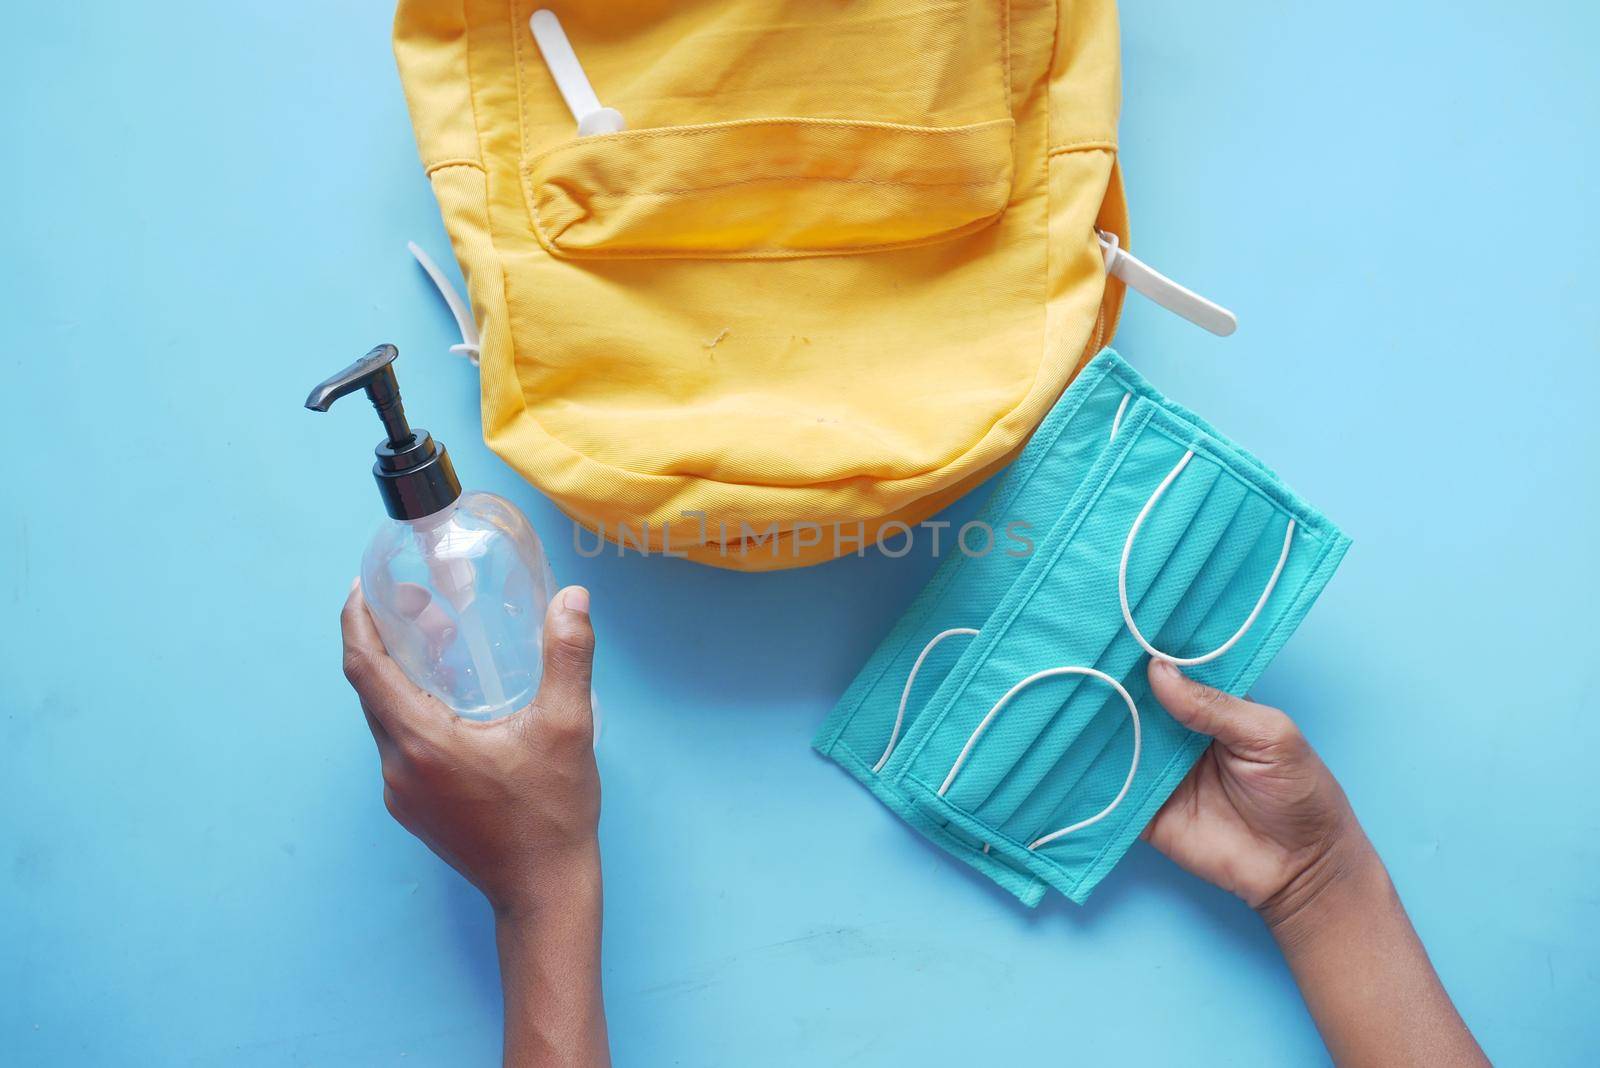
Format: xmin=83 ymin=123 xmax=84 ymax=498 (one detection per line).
xmin=394 ymin=1 xmax=1130 ymax=570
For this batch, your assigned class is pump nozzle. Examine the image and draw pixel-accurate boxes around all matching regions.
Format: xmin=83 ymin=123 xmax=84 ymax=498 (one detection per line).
xmin=305 ymin=344 xmax=461 ymax=521
xmin=304 ymin=343 xmax=415 ymax=447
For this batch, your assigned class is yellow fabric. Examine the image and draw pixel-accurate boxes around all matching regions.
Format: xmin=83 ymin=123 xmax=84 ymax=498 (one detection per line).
xmin=394 ymin=0 xmax=1128 ymax=570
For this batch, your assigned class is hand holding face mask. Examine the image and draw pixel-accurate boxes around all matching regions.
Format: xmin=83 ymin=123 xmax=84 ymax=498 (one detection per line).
xmin=1140 ymin=660 xmax=1487 ymax=1067
xmin=814 ymin=349 xmax=1351 ymax=905
xmin=1140 ymin=658 xmax=1366 ymax=915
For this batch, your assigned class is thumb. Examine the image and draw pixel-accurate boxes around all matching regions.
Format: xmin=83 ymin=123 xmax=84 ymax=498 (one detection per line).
xmin=530 ymin=586 xmax=595 ymax=734
xmin=1146 ymin=658 xmax=1298 ymax=759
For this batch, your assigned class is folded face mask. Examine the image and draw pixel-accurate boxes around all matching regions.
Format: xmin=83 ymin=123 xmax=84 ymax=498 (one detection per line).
xmin=817 ymin=350 xmax=1350 ymax=905
xmin=813 ymin=351 xmax=1153 ymax=904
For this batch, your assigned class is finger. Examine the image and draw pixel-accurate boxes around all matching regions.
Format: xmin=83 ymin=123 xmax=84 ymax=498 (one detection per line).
xmin=1146 ymin=658 xmax=1296 ymax=758
xmin=342 ymin=582 xmax=404 ymax=760
xmin=391 ymin=582 xmax=459 ymax=663
xmin=528 ymin=586 xmax=595 ymax=736
xmin=340 ymin=580 xmax=452 ymax=742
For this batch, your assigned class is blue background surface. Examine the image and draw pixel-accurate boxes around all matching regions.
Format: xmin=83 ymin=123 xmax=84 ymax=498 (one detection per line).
xmin=3 ymin=2 xmax=1597 ymax=1063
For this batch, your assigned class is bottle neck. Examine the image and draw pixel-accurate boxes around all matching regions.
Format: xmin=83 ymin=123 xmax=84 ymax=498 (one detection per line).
xmin=398 ymin=495 xmax=462 ymax=530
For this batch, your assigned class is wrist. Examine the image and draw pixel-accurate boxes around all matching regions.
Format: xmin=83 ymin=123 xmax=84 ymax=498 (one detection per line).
xmin=1257 ymin=828 xmax=1389 ymax=950
xmin=492 ymin=837 xmax=603 ymax=927
xmin=492 ymin=839 xmax=609 ymax=1067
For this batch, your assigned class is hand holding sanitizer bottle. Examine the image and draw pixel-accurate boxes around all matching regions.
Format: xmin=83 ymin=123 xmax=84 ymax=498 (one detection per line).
xmin=306 ymin=345 xmax=556 ymax=720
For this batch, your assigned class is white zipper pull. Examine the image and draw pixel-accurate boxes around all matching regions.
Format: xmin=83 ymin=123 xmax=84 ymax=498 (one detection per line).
xmin=530 ymin=10 xmax=625 ymax=136
xmin=1097 ymin=230 xmax=1237 ymax=337
xmin=408 ymin=242 xmax=481 ymax=366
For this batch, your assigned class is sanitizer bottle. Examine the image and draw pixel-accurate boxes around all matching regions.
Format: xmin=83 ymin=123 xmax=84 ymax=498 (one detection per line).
xmin=306 ymin=345 xmax=556 ymax=720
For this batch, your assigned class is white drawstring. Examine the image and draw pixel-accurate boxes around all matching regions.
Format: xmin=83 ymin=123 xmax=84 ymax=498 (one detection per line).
xmin=408 ymin=242 xmax=481 ymax=366
xmin=935 ymin=666 xmax=1142 ymax=849
xmin=874 ymin=627 xmax=978 ymax=773
xmin=1118 ymin=450 xmax=1295 ymax=667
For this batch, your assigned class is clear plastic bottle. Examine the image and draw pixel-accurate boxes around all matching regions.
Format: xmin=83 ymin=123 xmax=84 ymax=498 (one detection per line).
xmin=306 ymin=345 xmax=555 ymax=720
xmin=362 ymin=491 xmax=556 ymax=718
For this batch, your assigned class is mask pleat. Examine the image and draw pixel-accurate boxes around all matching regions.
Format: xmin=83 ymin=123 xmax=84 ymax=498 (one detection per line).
xmin=1179 ymin=505 xmax=1312 ymax=692
xmin=1000 ymin=488 xmax=1276 ymax=844
xmin=1149 ymin=491 xmax=1280 ymax=669
xmin=932 ymin=443 xmax=1228 ymax=815
xmin=975 ymin=470 xmax=1259 ymax=833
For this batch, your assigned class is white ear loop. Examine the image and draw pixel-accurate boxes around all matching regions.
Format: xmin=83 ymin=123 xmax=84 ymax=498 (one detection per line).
xmin=1118 ymin=450 xmax=1295 ymax=667
xmin=874 ymin=628 xmax=979 ymax=773
xmin=936 ymin=666 xmax=1141 ymax=849
xmin=1109 ymin=392 xmax=1131 ymax=441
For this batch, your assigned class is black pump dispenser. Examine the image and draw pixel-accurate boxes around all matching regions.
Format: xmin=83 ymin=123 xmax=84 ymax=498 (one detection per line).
xmin=305 ymin=344 xmax=462 ymax=520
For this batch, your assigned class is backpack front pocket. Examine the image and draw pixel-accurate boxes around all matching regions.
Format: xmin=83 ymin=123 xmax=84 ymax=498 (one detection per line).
xmin=524 ymin=116 xmax=1014 ymax=260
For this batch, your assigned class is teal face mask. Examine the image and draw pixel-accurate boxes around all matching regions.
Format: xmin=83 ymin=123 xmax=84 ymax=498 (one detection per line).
xmin=814 ymin=350 xmax=1350 ymax=906
xmin=813 ymin=352 xmax=1150 ymax=905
